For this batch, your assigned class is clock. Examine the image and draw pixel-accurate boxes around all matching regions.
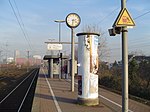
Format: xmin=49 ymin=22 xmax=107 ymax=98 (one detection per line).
xmin=66 ymin=13 xmax=81 ymax=28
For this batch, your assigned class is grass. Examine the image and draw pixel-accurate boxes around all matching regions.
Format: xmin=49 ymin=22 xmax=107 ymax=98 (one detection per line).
xmin=0 ymin=65 xmax=27 ymax=89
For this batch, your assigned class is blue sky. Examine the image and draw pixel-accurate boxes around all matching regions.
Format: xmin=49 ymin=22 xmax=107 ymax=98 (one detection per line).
xmin=0 ymin=0 xmax=150 ymax=62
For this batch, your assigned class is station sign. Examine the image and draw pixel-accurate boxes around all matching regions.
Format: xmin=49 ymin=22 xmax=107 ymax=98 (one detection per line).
xmin=113 ymin=8 xmax=135 ymax=27
xmin=47 ymin=44 xmax=62 ymax=50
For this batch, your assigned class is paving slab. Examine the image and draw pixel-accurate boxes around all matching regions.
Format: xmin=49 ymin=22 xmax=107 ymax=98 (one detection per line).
xmin=32 ymin=68 xmax=113 ymax=112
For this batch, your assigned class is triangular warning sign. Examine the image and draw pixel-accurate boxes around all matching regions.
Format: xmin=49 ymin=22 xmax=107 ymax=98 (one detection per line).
xmin=113 ymin=8 xmax=135 ymax=27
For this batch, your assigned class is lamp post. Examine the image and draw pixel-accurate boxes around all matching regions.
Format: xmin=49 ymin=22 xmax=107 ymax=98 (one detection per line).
xmin=54 ymin=20 xmax=65 ymax=43
xmin=54 ymin=20 xmax=65 ymax=79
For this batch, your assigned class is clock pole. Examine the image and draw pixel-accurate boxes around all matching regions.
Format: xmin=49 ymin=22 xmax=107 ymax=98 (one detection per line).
xmin=65 ymin=13 xmax=81 ymax=92
xmin=71 ymin=28 xmax=75 ymax=92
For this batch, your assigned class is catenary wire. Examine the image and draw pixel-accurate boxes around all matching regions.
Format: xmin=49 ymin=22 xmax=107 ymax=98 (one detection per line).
xmin=13 ymin=0 xmax=33 ymax=50
xmin=8 ymin=0 xmax=32 ymax=50
xmin=97 ymin=0 xmax=129 ymax=25
xmin=134 ymin=10 xmax=150 ymax=20
xmin=13 ymin=0 xmax=33 ymax=51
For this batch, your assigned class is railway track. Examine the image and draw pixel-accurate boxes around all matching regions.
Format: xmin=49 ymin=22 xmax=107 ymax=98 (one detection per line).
xmin=0 ymin=68 xmax=39 ymax=112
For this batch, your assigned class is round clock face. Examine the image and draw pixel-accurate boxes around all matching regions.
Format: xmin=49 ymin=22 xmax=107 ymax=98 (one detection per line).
xmin=66 ymin=13 xmax=81 ymax=28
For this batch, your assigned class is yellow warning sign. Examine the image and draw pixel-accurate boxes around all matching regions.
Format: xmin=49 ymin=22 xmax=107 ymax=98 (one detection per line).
xmin=113 ymin=8 xmax=135 ymax=27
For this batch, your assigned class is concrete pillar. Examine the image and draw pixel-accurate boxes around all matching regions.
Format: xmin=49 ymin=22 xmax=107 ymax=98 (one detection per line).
xmin=77 ymin=32 xmax=100 ymax=106
xmin=59 ymin=58 xmax=61 ymax=79
xmin=61 ymin=58 xmax=64 ymax=78
xmin=48 ymin=60 xmax=50 ymax=78
xmin=50 ymin=58 xmax=53 ymax=78
xmin=66 ymin=60 xmax=70 ymax=79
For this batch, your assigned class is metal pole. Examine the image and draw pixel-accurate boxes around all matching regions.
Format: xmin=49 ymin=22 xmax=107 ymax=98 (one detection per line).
xmin=27 ymin=51 xmax=29 ymax=72
xmin=59 ymin=23 xmax=61 ymax=43
xmin=58 ymin=23 xmax=61 ymax=79
xmin=71 ymin=28 xmax=75 ymax=92
xmin=121 ymin=0 xmax=128 ymax=112
xmin=6 ymin=43 xmax=8 ymax=72
xmin=57 ymin=22 xmax=61 ymax=79
xmin=54 ymin=20 xmax=65 ymax=79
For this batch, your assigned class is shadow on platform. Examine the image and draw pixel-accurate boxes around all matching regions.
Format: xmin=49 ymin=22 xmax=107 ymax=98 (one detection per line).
xmin=35 ymin=93 xmax=77 ymax=104
xmin=38 ymin=74 xmax=47 ymax=78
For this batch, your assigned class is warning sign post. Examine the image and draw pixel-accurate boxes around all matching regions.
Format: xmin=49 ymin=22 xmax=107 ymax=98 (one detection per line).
xmin=113 ymin=8 xmax=135 ymax=27
xmin=109 ymin=1 xmax=136 ymax=111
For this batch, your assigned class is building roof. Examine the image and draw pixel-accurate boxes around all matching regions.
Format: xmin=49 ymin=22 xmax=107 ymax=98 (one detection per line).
xmin=43 ymin=55 xmax=69 ymax=60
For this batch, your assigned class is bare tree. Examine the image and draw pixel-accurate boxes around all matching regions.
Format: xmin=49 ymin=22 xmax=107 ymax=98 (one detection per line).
xmin=82 ymin=24 xmax=100 ymax=33
xmin=82 ymin=24 xmax=110 ymax=61
xmin=129 ymin=50 xmax=144 ymax=56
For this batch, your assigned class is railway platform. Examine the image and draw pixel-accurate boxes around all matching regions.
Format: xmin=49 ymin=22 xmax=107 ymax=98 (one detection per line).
xmin=31 ymin=68 xmax=113 ymax=112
